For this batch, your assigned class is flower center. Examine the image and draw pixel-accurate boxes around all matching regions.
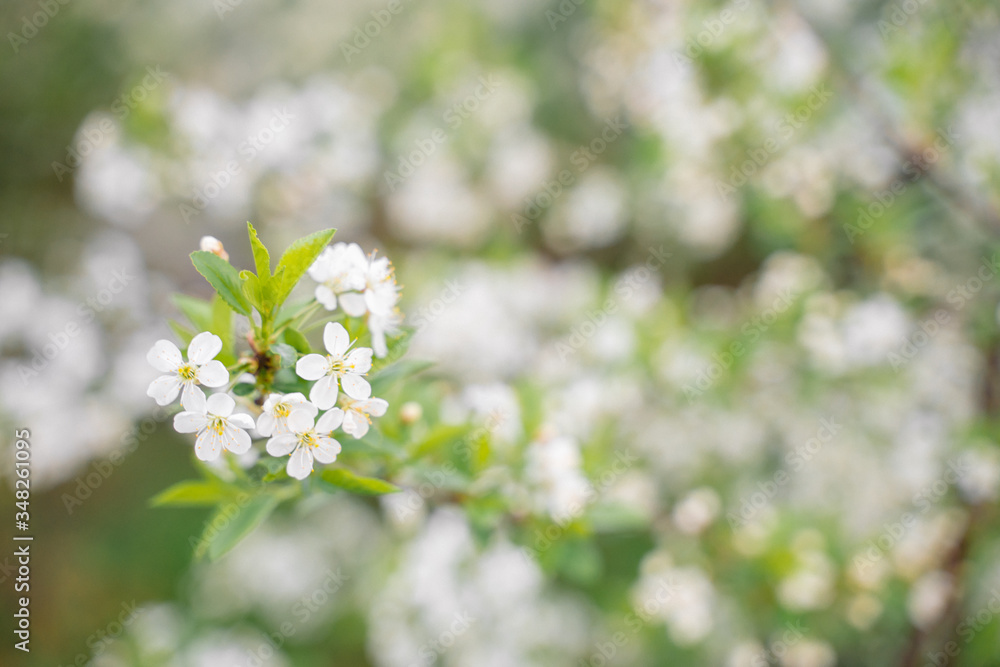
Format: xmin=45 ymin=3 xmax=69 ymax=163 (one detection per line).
xmin=273 ymin=403 xmax=290 ymax=418
xmin=178 ymin=363 xmax=198 ymax=381
xmin=326 ymin=355 xmax=345 ymax=376
xmin=209 ymin=417 xmax=226 ymax=435
xmin=300 ymin=431 xmax=318 ymax=448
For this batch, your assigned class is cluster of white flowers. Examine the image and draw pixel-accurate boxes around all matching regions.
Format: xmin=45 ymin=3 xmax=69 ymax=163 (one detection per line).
xmin=146 ymin=322 xmax=388 ymax=480
xmin=307 ymin=242 xmax=403 ymax=357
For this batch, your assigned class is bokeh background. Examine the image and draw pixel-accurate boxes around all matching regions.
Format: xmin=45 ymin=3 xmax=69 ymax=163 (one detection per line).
xmin=3 ymin=0 xmax=1000 ymax=665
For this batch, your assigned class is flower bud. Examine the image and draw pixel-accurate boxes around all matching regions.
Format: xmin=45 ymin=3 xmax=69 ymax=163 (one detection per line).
xmin=399 ymin=401 xmax=423 ymax=425
xmin=199 ymin=235 xmax=229 ymax=261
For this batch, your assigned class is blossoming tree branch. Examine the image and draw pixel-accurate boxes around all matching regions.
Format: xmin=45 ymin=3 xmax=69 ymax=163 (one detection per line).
xmin=144 ymin=224 xmax=420 ymax=560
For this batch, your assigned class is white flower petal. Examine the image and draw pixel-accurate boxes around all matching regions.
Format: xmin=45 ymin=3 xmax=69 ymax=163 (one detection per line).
xmin=196 ymin=360 xmax=229 ymax=387
xmin=225 ymin=427 xmax=252 ymax=455
xmin=343 ymin=410 xmax=369 ymax=439
xmin=228 ymin=413 xmax=256 ymax=431
xmin=341 ymin=373 xmax=371 ymax=400
xmin=345 ymin=347 xmax=373 ymax=374
xmin=286 ymin=409 xmax=315 ymax=434
xmin=360 ymin=397 xmax=389 ymax=417
xmin=315 ymin=285 xmax=338 ymax=310
xmin=147 ymin=375 xmax=182 ymax=406
xmin=195 ymin=430 xmax=224 ymax=461
xmin=312 ymin=437 xmax=341 ymax=464
xmin=287 ymin=446 xmax=314 ymax=479
xmin=266 ymin=434 xmax=298 ymax=456
xmin=296 ymin=354 xmax=328 ymax=381
xmin=338 ymin=292 xmax=367 ymax=317
xmin=206 ymin=392 xmax=236 ymax=417
xmin=187 ymin=332 xmax=223 ymax=365
xmin=323 ymin=322 xmax=350 ymax=355
xmin=173 ymin=412 xmax=207 ymax=433
xmin=181 ymin=383 xmax=207 ymax=412
xmin=256 ymin=412 xmax=276 ymax=437
xmin=310 ymin=374 xmax=340 ymax=410
xmin=316 ymin=408 xmax=344 ymax=433
xmin=147 ymin=340 xmax=182 ymax=373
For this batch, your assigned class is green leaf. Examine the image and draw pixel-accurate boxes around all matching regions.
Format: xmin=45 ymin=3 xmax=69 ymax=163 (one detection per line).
xmin=210 ymin=294 xmax=235 ymax=365
xmin=190 ymin=250 xmax=252 ymax=317
xmin=271 ymin=228 xmax=336 ymax=306
xmin=408 ymin=423 xmax=471 ymax=461
xmin=281 ymin=327 xmax=312 ymax=355
xmin=240 ymin=271 xmax=267 ymax=312
xmin=168 ymin=319 xmax=195 ymax=346
xmin=320 ymin=468 xmax=399 ymax=495
xmin=197 ymin=494 xmax=280 ymax=561
xmin=370 ymin=359 xmax=434 ymax=396
xmin=272 ymin=342 xmax=298 ymax=369
xmin=247 ymin=221 xmax=271 ymax=278
xmin=172 ymin=294 xmax=213 ymax=331
xmin=150 ymin=480 xmax=238 ymax=507
xmin=232 ymin=382 xmax=256 ymax=397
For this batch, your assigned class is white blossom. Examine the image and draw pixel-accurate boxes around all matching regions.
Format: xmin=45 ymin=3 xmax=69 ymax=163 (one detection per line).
xmin=295 ymin=322 xmax=373 ymax=409
xmin=266 ymin=408 xmax=344 ymax=479
xmin=307 ymin=242 xmax=367 ymax=312
xmin=256 ymin=392 xmax=317 ymax=437
xmin=174 ymin=393 xmax=255 ymax=462
xmin=147 ymin=332 xmax=229 ymax=411
xmin=340 ymin=397 xmax=389 ymax=439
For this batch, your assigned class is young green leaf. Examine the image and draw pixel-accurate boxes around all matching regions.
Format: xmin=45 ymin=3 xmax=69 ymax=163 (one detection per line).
xmin=172 ymin=294 xmax=213 ymax=331
xmin=150 ymin=480 xmax=239 ymax=507
xmin=281 ymin=327 xmax=312 ymax=355
xmin=320 ymin=468 xmax=400 ymax=495
xmin=190 ymin=250 xmax=252 ymax=317
xmin=197 ymin=494 xmax=280 ymax=561
xmin=271 ymin=227 xmax=336 ymax=306
xmin=246 ymin=221 xmax=271 ymax=278
xmin=211 ymin=294 xmax=236 ymax=365
xmin=240 ymin=271 xmax=268 ymax=313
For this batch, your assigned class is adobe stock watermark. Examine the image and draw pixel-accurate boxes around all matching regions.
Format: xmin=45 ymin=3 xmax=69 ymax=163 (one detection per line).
xmin=520 ymin=448 xmax=638 ymax=562
xmin=410 ymin=279 xmax=465 ymax=331
xmin=682 ymin=289 xmax=798 ymax=401
xmin=878 ymin=0 xmax=933 ymax=40
xmin=726 ymin=417 xmax=843 ymax=530
xmin=511 ymin=116 xmax=628 ymax=233
xmin=179 ymin=108 xmax=295 ymax=222
xmin=241 ymin=568 xmax=349 ymax=667
xmin=545 ymin=0 xmax=588 ymax=30
xmin=52 ymin=66 xmax=171 ymax=182
xmin=553 ymin=245 xmax=671 ymax=362
xmin=58 ymin=600 xmax=142 ymax=667
xmin=579 ymin=578 xmax=679 ymax=667
xmin=926 ymin=586 xmax=1000 ymax=667
xmin=843 ymin=126 xmax=959 ymax=243
xmin=673 ymin=0 xmax=753 ymax=70
xmin=407 ymin=611 xmax=476 ymax=667
xmin=852 ymin=459 xmax=970 ymax=574
xmin=339 ymin=0 xmax=417 ymax=62
xmin=383 ymin=75 xmax=502 ymax=192
xmin=716 ymin=85 xmax=832 ymax=201
xmin=18 ymin=268 xmax=135 ymax=385
xmin=61 ymin=405 xmax=171 ymax=514
xmin=7 ymin=0 xmax=72 ymax=54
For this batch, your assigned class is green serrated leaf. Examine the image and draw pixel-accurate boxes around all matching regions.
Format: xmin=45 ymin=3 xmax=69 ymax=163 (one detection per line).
xmin=150 ymin=480 xmax=237 ymax=507
xmin=172 ymin=294 xmax=213 ymax=331
xmin=320 ymin=468 xmax=399 ymax=495
xmin=197 ymin=494 xmax=280 ymax=561
xmin=247 ymin=221 xmax=271 ymax=278
xmin=190 ymin=250 xmax=252 ymax=317
xmin=271 ymin=228 xmax=336 ymax=306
